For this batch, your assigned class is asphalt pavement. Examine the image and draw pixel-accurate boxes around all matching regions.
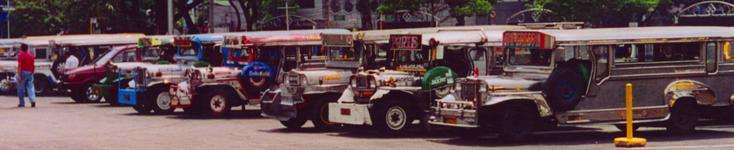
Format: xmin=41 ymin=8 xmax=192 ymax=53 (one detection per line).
xmin=2 ymin=96 xmax=734 ymax=150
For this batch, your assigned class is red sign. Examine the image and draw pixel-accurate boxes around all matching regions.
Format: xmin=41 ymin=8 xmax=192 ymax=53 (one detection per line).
xmin=390 ymin=34 xmax=422 ymax=50
xmin=174 ymin=36 xmax=192 ymax=47
xmin=503 ymin=32 xmax=555 ymax=49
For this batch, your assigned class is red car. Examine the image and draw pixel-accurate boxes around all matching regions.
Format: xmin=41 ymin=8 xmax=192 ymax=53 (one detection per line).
xmin=61 ymin=45 xmax=147 ymax=102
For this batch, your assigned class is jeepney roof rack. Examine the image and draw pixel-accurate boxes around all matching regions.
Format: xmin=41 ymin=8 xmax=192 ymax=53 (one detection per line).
xmin=519 ymin=22 xmax=585 ymax=30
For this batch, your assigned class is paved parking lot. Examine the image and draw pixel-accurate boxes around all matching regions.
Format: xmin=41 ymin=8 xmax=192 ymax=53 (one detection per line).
xmin=2 ymin=96 xmax=734 ymax=150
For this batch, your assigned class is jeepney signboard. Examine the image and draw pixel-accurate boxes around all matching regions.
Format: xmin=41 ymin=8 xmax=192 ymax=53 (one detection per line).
xmin=503 ymin=31 xmax=555 ymax=49
xmin=174 ymin=36 xmax=193 ymax=47
xmin=321 ymin=34 xmax=353 ymax=47
xmin=390 ymin=34 xmax=422 ymax=50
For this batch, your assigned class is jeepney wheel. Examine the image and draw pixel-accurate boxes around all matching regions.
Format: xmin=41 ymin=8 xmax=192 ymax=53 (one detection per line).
xmin=280 ymin=115 xmax=307 ymax=129
xmin=204 ymin=90 xmax=232 ymax=115
xmin=133 ymin=102 xmax=152 ymax=114
xmin=0 ymin=77 xmax=13 ymax=94
xmin=373 ymin=101 xmax=412 ymax=134
xmin=495 ymin=102 xmax=537 ymax=142
xmin=243 ymin=76 xmax=269 ymax=96
xmin=150 ymin=88 xmax=175 ymax=115
xmin=84 ymin=84 xmax=102 ymax=103
xmin=667 ymin=99 xmax=699 ymax=135
xmin=33 ymin=75 xmax=50 ymax=96
xmin=311 ymin=100 xmax=338 ymax=130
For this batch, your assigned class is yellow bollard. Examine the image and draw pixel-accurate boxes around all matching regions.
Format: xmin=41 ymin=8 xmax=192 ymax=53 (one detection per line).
xmin=614 ymin=83 xmax=647 ymax=147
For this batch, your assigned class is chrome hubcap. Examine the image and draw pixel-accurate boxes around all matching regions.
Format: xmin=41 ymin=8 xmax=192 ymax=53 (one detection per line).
xmin=386 ymin=106 xmax=407 ymax=130
xmin=210 ymin=95 xmax=226 ymax=112
xmin=86 ymin=86 xmax=99 ymax=101
xmin=156 ymin=92 xmax=172 ymax=110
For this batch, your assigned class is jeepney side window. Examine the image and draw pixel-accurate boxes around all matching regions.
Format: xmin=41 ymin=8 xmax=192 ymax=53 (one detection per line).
xmin=706 ymin=42 xmax=717 ymax=72
xmin=593 ymin=45 xmax=610 ymax=82
xmin=723 ymin=41 xmax=734 ymax=63
xmin=614 ymin=43 xmax=700 ymax=64
xmin=327 ymin=46 xmax=355 ymax=61
xmin=112 ymin=50 xmax=136 ymax=63
xmin=469 ymin=47 xmax=488 ymax=75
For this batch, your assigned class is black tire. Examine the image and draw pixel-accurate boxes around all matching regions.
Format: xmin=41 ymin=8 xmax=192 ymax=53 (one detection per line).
xmin=202 ymin=90 xmax=232 ymax=115
xmin=311 ymin=100 xmax=338 ymax=130
xmin=70 ymin=87 xmax=88 ymax=103
xmin=280 ymin=116 xmax=308 ymax=129
xmin=372 ymin=101 xmax=412 ymax=134
xmin=242 ymin=76 xmax=270 ymax=95
xmin=495 ymin=103 xmax=538 ymax=142
xmin=33 ymin=75 xmax=50 ymax=96
xmin=615 ymin=124 xmax=641 ymax=133
xmin=82 ymin=84 xmax=102 ymax=103
xmin=133 ymin=102 xmax=152 ymax=114
xmin=150 ymin=87 xmax=175 ymax=115
xmin=544 ymin=61 xmax=590 ymax=112
xmin=667 ymin=99 xmax=699 ymax=135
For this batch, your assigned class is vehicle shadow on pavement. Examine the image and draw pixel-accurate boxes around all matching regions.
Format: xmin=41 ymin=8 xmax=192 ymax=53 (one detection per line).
xmin=164 ymin=110 xmax=267 ymax=120
xmin=329 ymin=125 xmax=485 ymax=139
xmin=259 ymin=126 xmax=350 ymax=134
xmin=50 ymin=101 xmax=79 ymax=105
xmin=428 ymin=127 xmax=734 ymax=147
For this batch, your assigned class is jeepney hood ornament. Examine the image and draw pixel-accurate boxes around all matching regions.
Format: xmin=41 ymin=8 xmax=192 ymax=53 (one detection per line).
xmin=290 ymin=68 xmax=351 ymax=86
xmin=363 ymin=69 xmax=421 ymax=87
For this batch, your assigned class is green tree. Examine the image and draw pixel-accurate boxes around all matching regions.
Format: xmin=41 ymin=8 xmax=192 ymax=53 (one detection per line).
xmin=535 ymin=0 xmax=663 ymax=27
xmin=447 ymin=0 xmax=494 ymax=25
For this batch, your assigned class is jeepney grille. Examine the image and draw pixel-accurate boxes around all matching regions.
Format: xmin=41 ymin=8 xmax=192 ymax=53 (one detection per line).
xmin=353 ymin=75 xmax=375 ymax=103
xmin=460 ymin=80 xmax=479 ymax=102
xmin=287 ymin=74 xmax=301 ymax=86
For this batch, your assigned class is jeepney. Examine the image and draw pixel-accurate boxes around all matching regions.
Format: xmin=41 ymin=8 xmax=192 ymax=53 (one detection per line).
xmin=260 ymin=27 xmax=453 ymax=130
xmin=328 ymin=25 xmax=524 ymax=134
xmin=169 ymin=29 xmax=350 ymax=115
xmin=91 ymin=36 xmax=177 ymax=106
xmin=0 ymin=39 xmax=20 ymax=94
xmin=430 ymin=26 xmax=734 ymax=141
xmin=174 ymin=34 xmax=224 ymax=66
xmin=260 ymin=33 xmax=360 ymax=130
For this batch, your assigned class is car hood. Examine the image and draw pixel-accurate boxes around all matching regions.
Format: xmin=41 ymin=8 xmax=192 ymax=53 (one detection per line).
xmin=470 ymin=75 xmax=542 ymax=90
xmin=290 ymin=68 xmax=352 ymax=85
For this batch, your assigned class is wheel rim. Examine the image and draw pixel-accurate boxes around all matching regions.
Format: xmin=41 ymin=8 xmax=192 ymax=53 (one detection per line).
xmin=34 ymin=80 xmax=44 ymax=94
xmin=0 ymin=79 xmax=10 ymax=92
xmin=156 ymin=92 xmax=172 ymax=110
xmin=86 ymin=86 xmax=99 ymax=101
xmin=210 ymin=95 xmax=226 ymax=113
xmin=386 ymin=106 xmax=407 ymax=130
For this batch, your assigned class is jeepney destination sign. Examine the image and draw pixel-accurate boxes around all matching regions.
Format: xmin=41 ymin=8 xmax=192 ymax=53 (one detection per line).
xmin=321 ymin=34 xmax=353 ymax=47
xmin=390 ymin=34 xmax=422 ymax=50
xmin=503 ymin=32 xmax=555 ymax=49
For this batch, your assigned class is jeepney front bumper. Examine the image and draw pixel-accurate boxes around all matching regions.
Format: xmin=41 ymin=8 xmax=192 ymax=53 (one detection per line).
xmin=429 ymin=100 xmax=479 ymax=128
xmin=170 ymin=83 xmax=194 ymax=109
xmin=261 ymin=85 xmax=307 ymax=120
xmin=328 ymin=102 xmax=372 ymax=125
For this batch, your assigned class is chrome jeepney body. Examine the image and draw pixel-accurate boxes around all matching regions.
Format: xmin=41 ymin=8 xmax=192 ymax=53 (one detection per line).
xmin=430 ymin=27 xmax=734 ymax=135
xmin=329 ymin=26 xmax=525 ymax=132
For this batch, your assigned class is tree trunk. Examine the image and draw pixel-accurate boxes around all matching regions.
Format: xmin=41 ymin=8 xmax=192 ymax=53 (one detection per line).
xmin=361 ymin=11 xmax=372 ymax=29
xmin=228 ymin=0 xmax=242 ymax=31
xmin=239 ymin=0 xmax=259 ymax=31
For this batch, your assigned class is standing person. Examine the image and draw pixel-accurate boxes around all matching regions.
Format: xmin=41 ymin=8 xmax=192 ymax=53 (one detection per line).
xmin=17 ymin=44 xmax=36 ymax=107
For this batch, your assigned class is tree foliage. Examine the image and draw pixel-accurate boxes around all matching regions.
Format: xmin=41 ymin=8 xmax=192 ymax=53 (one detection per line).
xmin=534 ymin=0 xmax=664 ymax=27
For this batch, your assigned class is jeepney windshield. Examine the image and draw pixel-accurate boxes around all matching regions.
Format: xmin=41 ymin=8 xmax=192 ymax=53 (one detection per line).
xmin=0 ymin=47 xmax=18 ymax=60
xmin=326 ymin=47 xmax=355 ymax=61
xmin=507 ymin=47 xmax=552 ymax=67
xmin=178 ymin=46 xmax=197 ymax=56
xmin=389 ymin=48 xmax=427 ymax=68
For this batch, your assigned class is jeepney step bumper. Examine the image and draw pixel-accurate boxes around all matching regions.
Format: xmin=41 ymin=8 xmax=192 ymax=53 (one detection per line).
xmin=428 ymin=107 xmax=479 ymax=128
xmin=328 ymin=103 xmax=372 ymax=125
xmin=260 ymin=91 xmax=298 ymax=121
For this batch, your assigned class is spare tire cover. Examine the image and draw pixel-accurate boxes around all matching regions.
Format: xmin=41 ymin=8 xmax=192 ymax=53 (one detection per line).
xmin=544 ymin=61 xmax=590 ymax=112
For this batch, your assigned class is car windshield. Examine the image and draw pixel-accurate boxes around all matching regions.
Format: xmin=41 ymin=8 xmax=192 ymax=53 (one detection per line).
xmin=93 ymin=49 xmax=114 ymax=65
xmin=507 ymin=48 xmax=552 ymax=67
xmin=326 ymin=47 xmax=356 ymax=61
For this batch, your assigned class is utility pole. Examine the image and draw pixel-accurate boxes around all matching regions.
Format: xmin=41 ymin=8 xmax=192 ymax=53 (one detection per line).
xmin=208 ymin=0 xmax=214 ymax=33
xmin=167 ymin=0 xmax=174 ymax=34
xmin=277 ymin=0 xmax=293 ymax=30
xmin=2 ymin=0 xmax=15 ymax=38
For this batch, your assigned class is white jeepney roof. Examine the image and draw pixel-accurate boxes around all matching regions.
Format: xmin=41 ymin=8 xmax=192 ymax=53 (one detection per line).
xmin=0 ymin=39 xmax=21 ymax=48
xmin=24 ymin=33 xmax=145 ymax=47
xmin=244 ymin=28 xmax=351 ymax=46
xmin=532 ymin=26 xmax=734 ymax=45
xmin=420 ymin=26 xmax=525 ymax=46
xmin=358 ymin=25 xmax=523 ymax=44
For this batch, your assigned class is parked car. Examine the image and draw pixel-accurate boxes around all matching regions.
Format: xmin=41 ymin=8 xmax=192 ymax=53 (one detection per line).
xmin=430 ymin=26 xmax=734 ymax=141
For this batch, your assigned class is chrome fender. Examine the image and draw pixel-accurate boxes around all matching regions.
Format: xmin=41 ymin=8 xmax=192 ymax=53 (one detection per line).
xmin=664 ymin=80 xmax=716 ymax=106
xmin=483 ymin=92 xmax=552 ymax=117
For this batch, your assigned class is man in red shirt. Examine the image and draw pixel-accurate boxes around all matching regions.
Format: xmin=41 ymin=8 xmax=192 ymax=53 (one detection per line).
xmin=17 ymin=44 xmax=36 ymax=107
